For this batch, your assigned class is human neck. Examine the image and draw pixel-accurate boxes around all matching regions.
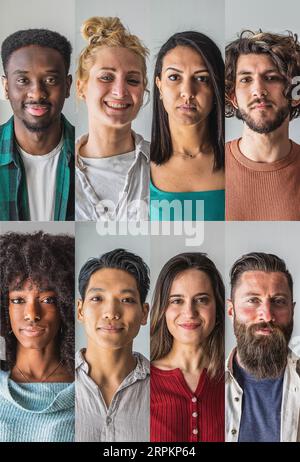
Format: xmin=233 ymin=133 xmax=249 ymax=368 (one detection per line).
xmin=239 ymin=122 xmax=291 ymax=163
xmin=84 ymin=342 xmax=136 ymax=385
xmin=14 ymin=344 xmax=61 ymax=381
xmin=169 ymin=120 xmax=211 ymax=158
xmin=14 ymin=116 xmax=62 ymax=155
xmin=81 ymin=121 xmax=135 ymax=158
xmin=163 ymin=342 xmax=206 ymax=372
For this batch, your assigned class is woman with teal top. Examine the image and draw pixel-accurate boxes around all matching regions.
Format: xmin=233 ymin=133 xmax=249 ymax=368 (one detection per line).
xmin=0 ymin=232 xmax=75 ymax=442
xmin=150 ymin=31 xmax=224 ymax=221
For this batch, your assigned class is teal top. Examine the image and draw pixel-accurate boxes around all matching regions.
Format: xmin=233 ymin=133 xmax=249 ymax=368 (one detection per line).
xmin=0 ymin=370 xmax=75 ymax=442
xmin=150 ymin=179 xmax=225 ymax=221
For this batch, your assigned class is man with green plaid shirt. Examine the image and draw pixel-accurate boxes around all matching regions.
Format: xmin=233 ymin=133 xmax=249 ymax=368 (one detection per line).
xmin=0 ymin=28 xmax=74 ymax=221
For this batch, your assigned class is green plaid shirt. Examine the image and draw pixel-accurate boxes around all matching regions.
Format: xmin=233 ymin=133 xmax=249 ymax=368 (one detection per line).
xmin=0 ymin=114 xmax=74 ymax=221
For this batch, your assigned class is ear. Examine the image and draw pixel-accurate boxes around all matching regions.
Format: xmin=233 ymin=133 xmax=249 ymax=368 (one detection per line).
xmin=2 ymin=75 xmax=8 ymax=99
xmin=230 ymin=92 xmax=238 ymax=110
xmin=227 ymin=299 xmax=234 ymax=319
xmin=292 ymin=301 xmax=296 ymax=314
xmin=65 ymin=74 xmax=72 ymax=98
xmin=155 ymin=76 xmax=161 ymax=92
xmin=77 ymin=299 xmax=84 ymax=322
xmin=77 ymin=79 xmax=86 ymax=100
xmin=140 ymin=303 xmax=149 ymax=326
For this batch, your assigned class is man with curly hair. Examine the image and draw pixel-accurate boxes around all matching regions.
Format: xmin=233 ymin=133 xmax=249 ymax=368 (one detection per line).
xmin=0 ymin=231 xmax=75 ymax=442
xmin=0 ymin=29 xmax=74 ymax=221
xmin=225 ymin=31 xmax=300 ymax=220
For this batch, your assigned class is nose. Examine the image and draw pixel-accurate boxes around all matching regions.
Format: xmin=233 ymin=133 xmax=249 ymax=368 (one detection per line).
xmin=182 ymin=300 xmax=197 ymax=318
xmin=102 ymin=299 xmax=121 ymax=320
xmin=27 ymin=80 xmax=48 ymax=101
xmin=257 ymin=299 xmax=273 ymax=323
xmin=251 ymin=77 xmax=267 ymax=98
xmin=24 ymin=299 xmax=41 ymax=322
xmin=180 ymin=79 xmax=195 ymax=101
xmin=111 ymin=77 xmax=128 ymax=99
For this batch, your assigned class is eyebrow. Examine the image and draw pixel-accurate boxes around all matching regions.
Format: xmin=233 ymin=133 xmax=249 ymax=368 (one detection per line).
xmin=237 ymin=68 xmax=279 ymax=75
xmin=169 ymin=292 xmax=210 ymax=298
xmin=242 ymin=291 xmax=288 ymax=297
xmin=97 ymin=67 xmax=142 ymax=75
xmin=12 ymin=69 xmax=61 ymax=75
xmin=164 ymin=66 xmax=208 ymax=73
xmin=87 ymin=287 xmax=138 ymax=295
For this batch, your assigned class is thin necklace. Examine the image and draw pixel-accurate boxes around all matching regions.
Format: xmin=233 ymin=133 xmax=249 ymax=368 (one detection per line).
xmin=15 ymin=360 xmax=64 ymax=383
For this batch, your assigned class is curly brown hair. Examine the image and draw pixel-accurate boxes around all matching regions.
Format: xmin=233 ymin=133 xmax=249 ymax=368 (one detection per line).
xmin=0 ymin=232 xmax=75 ymax=374
xmin=225 ymin=30 xmax=300 ymax=119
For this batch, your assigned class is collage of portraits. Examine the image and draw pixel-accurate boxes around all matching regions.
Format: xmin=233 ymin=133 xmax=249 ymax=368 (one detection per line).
xmin=0 ymin=0 xmax=299 ymax=445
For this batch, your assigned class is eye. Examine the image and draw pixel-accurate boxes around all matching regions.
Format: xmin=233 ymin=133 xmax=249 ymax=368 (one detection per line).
xmin=170 ymin=298 xmax=183 ymax=305
xmin=98 ymin=74 xmax=114 ymax=82
xmin=272 ymin=298 xmax=286 ymax=305
xmin=10 ymin=297 xmax=25 ymax=304
xmin=16 ymin=77 xmax=28 ymax=85
xmin=247 ymin=297 xmax=260 ymax=304
xmin=90 ymin=295 xmax=103 ymax=302
xmin=195 ymin=296 xmax=209 ymax=304
xmin=168 ymin=74 xmax=180 ymax=82
xmin=265 ymin=75 xmax=281 ymax=82
xmin=195 ymin=75 xmax=210 ymax=83
xmin=240 ymin=77 xmax=252 ymax=83
xmin=121 ymin=297 xmax=137 ymax=304
xmin=41 ymin=296 xmax=57 ymax=304
xmin=45 ymin=76 xmax=58 ymax=85
xmin=127 ymin=78 xmax=141 ymax=86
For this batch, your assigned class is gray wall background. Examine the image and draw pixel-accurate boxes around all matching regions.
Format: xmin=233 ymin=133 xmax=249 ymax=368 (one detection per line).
xmin=0 ymin=222 xmax=75 ymax=361
xmin=225 ymin=222 xmax=300 ymax=358
xmin=225 ymin=0 xmax=300 ymax=142
xmin=75 ymin=0 xmax=225 ymax=141
xmin=0 ymin=0 xmax=76 ymax=125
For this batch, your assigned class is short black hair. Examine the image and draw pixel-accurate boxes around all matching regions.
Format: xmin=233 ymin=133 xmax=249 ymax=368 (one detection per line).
xmin=0 ymin=231 xmax=75 ymax=373
xmin=1 ymin=28 xmax=72 ymax=74
xmin=230 ymin=252 xmax=293 ymax=299
xmin=78 ymin=248 xmax=150 ymax=304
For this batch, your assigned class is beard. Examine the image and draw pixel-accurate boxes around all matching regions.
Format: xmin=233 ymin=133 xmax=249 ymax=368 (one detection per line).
xmin=234 ymin=318 xmax=293 ymax=379
xmin=236 ymin=102 xmax=290 ymax=134
xmin=21 ymin=118 xmax=53 ymax=133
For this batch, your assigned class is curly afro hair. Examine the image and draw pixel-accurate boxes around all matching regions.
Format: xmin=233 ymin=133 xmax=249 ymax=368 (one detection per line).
xmin=1 ymin=28 xmax=72 ymax=74
xmin=0 ymin=231 xmax=75 ymax=374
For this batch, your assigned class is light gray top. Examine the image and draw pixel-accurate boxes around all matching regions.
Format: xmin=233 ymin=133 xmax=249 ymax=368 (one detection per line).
xmin=75 ymin=132 xmax=150 ymax=221
xmin=75 ymin=349 xmax=150 ymax=442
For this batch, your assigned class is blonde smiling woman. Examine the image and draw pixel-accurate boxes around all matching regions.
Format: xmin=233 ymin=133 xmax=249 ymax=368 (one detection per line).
xmin=75 ymin=17 xmax=150 ymax=221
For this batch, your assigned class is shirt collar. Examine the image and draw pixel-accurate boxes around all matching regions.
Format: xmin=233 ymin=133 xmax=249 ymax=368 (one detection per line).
xmin=75 ymin=348 xmax=150 ymax=379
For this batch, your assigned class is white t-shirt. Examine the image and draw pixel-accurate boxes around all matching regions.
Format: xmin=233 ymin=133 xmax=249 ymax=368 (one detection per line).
xmin=18 ymin=138 xmax=63 ymax=221
xmin=79 ymin=150 xmax=136 ymax=207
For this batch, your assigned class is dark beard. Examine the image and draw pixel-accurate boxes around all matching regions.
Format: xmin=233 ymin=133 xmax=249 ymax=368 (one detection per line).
xmin=234 ymin=318 xmax=293 ymax=379
xmin=22 ymin=119 xmax=52 ymax=133
xmin=236 ymin=104 xmax=290 ymax=134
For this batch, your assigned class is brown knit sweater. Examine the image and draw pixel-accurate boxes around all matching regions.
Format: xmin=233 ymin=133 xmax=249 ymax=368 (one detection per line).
xmin=226 ymin=139 xmax=300 ymax=220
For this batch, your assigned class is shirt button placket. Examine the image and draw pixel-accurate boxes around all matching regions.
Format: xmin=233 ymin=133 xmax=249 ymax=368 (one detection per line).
xmin=191 ymin=396 xmax=199 ymax=442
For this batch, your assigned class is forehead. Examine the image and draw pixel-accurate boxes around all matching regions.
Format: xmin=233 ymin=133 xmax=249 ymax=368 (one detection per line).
xmin=236 ymin=53 xmax=278 ymax=74
xmin=234 ymin=270 xmax=291 ymax=296
xmin=6 ymin=45 xmax=65 ymax=74
xmin=87 ymin=267 xmax=139 ymax=292
xmin=9 ymin=278 xmax=54 ymax=292
xmin=170 ymin=268 xmax=213 ymax=293
xmin=90 ymin=46 xmax=143 ymax=73
xmin=162 ymin=45 xmax=206 ymax=69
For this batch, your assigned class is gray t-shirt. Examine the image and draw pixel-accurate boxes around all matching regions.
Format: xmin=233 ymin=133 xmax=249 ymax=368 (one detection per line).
xmin=234 ymin=357 xmax=284 ymax=442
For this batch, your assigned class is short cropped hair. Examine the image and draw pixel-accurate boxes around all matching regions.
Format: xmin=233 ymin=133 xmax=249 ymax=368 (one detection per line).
xmin=78 ymin=248 xmax=150 ymax=304
xmin=225 ymin=30 xmax=300 ymax=119
xmin=230 ymin=252 xmax=293 ymax=299
xmin=1 ymin=28 xmax=72 ymax=74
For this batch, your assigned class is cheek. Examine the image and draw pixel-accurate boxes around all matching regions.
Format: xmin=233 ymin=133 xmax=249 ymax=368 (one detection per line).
xmin=235 ymin=305 xmax=256 ymax=323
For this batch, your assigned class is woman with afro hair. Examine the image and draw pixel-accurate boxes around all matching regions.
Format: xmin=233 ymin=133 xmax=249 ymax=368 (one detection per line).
xmin=0 ymin=231 xmax=75 ymax=442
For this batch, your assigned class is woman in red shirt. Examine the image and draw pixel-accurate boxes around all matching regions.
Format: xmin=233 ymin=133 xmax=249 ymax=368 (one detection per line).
xmin=151 ymin=252 xmax=224 ymax=442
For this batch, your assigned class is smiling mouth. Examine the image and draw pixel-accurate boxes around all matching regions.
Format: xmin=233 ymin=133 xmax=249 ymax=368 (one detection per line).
xmin=178 ymin=323 xmax=202 ymax=330
xmin=97 ymin=325 xmax=124 ymax=333
xmin=104 ymin=101 xmax=131 ymax=110
xmin=24 ymin=104 xmax=51 ymax=117
xmin=20 ymin=327 xmax=46 ymax=337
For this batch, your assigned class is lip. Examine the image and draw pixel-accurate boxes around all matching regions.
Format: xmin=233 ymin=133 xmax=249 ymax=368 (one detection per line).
xmin=178 ymin=323 xmax=202 ymax=330
xmin=255 ymin=328 xmax=273 ymax=335
xmin=24 ymin=104 xmax=50 ymax=117
xmin=178 ymin=104 xmax=197 ymax=112
xmin=97 ymin=325 xmax=124 ymax=333
xmin=104 ymin=101 xmax=132 ymax=111
xmin=20 ymin=327 xmax=46 ymax=337
xmin=251 ymin=103 xmax=272 ymax=110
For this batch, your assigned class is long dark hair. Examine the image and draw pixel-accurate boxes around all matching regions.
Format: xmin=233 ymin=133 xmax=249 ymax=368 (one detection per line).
xmin=151 ymin=252 xmax=225 ymax=379
xmin=151 ymin=31 xmax=224 ymax=170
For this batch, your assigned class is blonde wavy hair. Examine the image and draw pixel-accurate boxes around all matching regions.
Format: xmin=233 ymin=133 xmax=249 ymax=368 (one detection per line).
xmin=76 ymin=16 xmax=149 ymax=94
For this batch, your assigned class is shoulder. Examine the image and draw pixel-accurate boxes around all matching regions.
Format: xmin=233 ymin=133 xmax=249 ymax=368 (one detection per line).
xmin=0 ymin=370 xmax=9 ymax=393
xmin=61 ymin=114 xmax=75 ymax=133
xmin=133 ymin=132 xmax=150 ymax=161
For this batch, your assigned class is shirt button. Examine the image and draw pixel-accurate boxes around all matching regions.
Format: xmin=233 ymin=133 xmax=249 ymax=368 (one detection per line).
xmin=192 ymin=429 xmax=198 ymax=435
xmin=231 ymin=429 xmax=237 ymax=435
xmin=234 ymin=397 xmax=240 ymax=402
xmin=192 ymin=412 xmax=198 ymax=418
xmin=104 ymin=206 xmax=109 ymax=212
xmin=106 ymin=417 xmax=111 ymax=424
xmin=192 ymin=397 xmax=197 ymax=403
